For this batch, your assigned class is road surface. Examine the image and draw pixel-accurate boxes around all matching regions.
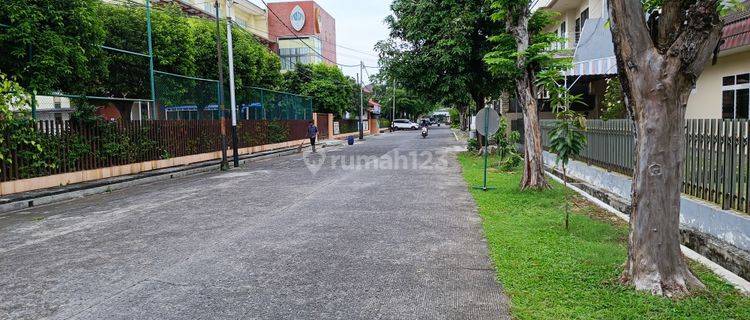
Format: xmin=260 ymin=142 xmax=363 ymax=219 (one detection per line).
xmin=0 ymin=127 xmax=509 ymax=320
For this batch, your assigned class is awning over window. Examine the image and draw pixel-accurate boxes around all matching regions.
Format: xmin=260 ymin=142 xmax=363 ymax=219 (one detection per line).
xmin=567 ymin=18 xmax=618 ymax=76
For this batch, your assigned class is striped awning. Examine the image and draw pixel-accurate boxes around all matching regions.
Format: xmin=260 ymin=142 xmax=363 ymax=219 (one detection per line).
xmin=566 ymin=56 xmax=618 ymax=76
xmin=567 ymin=18 xmax=618 ymax=76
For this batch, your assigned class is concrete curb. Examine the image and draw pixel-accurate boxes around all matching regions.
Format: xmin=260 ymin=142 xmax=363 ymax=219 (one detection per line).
xmin=544 ymin=171 xmax=750 ymax=295
xmin=0 ymin=146 xmax=307 ymax=215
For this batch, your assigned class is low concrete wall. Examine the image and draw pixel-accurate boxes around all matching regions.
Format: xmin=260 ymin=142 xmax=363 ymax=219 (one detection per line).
xmin=544 ymin=151 xmax=750 ymax=280
xmin=542 ymin=151 xmax=750 ymax=252
xmin=0 ymin=139 xmax=307 ymax=196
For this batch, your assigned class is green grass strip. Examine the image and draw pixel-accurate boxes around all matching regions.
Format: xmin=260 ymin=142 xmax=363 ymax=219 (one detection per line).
xmin=458 ymin=153 xmax=750 ymax=320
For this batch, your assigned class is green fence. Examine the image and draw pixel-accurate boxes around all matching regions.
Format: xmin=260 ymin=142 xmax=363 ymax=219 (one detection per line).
xmin=337 ymin=119 xmax=360 ymax=134
xmin=536 ymin=118 xmax=750 ymax=214
xmin=235 ymin=87 xmax=313 ymax=121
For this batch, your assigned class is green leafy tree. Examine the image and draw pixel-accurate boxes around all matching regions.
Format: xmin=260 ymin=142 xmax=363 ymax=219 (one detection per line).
xmin=377 ymin=0 xmax=504 ymax=130
xmin=281 ymin=63 xmax=356 ymax=118
xmin=95 ymin=3 xmax=197 ymax=114
xmin=484 ymin=0 xmax=564 ymax=190
xmin=0 ymin=0 xmax=106 ymax=94
xmin=369 ymin=80 xmax=435 ymax=120
xmin=601 ymin=77 xmax=626 ymax=121
xmin=538 ymin=67 xmax=587 ymax=230
xmin=0 ymin=74 xmax=40 ymax=174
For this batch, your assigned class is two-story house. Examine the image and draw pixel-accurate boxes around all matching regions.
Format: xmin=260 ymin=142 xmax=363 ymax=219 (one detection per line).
xmin=524 ymin=0 xmax=750 ymax=120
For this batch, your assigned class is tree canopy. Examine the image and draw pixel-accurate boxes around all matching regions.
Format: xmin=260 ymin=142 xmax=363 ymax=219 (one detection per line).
xmin=281 ymin=63 xmax=357 ymax=118
xmin=377 ymin=0 xmax=504 ymax=125
xmin=0 ymin=0 xmax=106 ymax=94
xmin=0 ymin=1 xmax=281 ymax=101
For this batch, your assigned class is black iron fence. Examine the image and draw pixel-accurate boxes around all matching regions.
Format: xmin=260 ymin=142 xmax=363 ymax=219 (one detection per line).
xmin=1 ymin=119 xmax=309 ymax=183
xmin=528 ymin=118 xmax=750 ymax=214
xmin=337 ymin=119 xmax=359 ymax=134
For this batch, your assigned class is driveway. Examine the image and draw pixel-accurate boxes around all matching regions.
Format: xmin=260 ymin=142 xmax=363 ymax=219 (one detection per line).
xmin=0 ymin=126 xmax=509 ymax=319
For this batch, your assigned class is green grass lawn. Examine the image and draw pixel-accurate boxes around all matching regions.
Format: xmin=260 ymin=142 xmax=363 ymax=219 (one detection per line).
xmin=458 ymin=153 xmax=750 ymax=320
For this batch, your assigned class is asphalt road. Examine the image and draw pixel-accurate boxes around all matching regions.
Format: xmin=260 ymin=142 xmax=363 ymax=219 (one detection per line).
xmin=0 ymin=126 xmax=509 ymax=320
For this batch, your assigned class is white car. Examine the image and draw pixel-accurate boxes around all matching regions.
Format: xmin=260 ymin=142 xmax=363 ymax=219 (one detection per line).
xmin=391 ymin=119 xmax=419 ymax=130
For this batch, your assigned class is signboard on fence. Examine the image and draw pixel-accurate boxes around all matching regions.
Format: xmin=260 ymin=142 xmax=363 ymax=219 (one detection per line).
xmin=333 ymin=122 xmax=340 ymax=135
xmin=363 ymin=121 xmax=369 ymax=132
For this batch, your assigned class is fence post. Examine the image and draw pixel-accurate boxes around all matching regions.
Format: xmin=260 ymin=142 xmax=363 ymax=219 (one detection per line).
xmin=30 ymin=92 xmax=37 ymax=120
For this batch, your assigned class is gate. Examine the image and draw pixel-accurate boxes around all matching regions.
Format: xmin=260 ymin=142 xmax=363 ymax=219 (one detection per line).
xmin=317 ymin=113 xmax=330 ymax=138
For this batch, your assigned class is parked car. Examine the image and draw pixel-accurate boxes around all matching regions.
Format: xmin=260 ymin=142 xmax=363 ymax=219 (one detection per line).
xmin=391 ymin=119 xmax=419 ymax=130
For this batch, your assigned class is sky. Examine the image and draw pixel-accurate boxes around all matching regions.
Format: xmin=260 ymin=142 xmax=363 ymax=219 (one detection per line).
xmin=263 ymin=0 xmax=392 ymax=83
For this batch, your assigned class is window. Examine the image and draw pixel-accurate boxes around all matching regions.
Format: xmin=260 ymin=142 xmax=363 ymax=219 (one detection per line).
xmin=559 ymin=21 xmax=567 ymax=49
xmin=722 ymin=73 xmax=750 ymax=119
xmin=280 ymin=47 xmax=311 ymax=70
xmin=575 ymin=8 xmax=589 ymax=46
xmin=53 ymin=97 xmax=61 ymax=109
xmin=236 ymin=18 xmax=248 ymax=29
xmin=581 ymin=8 xmax=589 ymax=28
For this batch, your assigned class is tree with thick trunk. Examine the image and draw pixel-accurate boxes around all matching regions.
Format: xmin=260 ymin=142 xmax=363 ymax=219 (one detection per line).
xmin=608 ymin=0 xmax=724 ymax=296
xmin=506 ymin=3 xmax=549 ymax=190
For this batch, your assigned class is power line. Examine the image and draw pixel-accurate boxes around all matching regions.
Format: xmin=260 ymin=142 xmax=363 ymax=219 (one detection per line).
xmin=260 ymin=0 xmax=363 ymax=68
xmin=110 ymin=0 xmax=381 ymax=67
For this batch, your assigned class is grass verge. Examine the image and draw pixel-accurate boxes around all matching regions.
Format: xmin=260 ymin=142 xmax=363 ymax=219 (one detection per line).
xmin=458 ymin=152 xmax=750 ymax=320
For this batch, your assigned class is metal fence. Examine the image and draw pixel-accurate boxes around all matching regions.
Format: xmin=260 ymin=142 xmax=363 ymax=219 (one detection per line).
xmin=1 ymin=118 xmax=309 ymax=183
xmin=533 ymin=118 xmax=750 ymax=214
xmin=337 ymin=119 xmax=360 ymax=134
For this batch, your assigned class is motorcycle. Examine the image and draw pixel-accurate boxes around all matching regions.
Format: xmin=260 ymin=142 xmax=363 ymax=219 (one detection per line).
xmin=421 ymin=127 xmax=428 ymax=139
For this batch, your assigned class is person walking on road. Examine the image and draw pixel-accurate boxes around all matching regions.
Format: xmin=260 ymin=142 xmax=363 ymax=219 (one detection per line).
xmin=307 ymin=121 xmax=319 ymax=153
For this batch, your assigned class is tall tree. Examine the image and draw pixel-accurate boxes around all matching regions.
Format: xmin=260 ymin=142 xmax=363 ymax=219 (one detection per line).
xmin=608 ymin=0 xmax=726 ymax=296
xmin=0 ymin=0 xmax=106 ymax=94
xmin=377 ymin=0 xmax=502 ymax=130
xmin=485 ymin=0 xmax=560 ymax=190
xmin=281 ymin=63 xmax=357 ymax=118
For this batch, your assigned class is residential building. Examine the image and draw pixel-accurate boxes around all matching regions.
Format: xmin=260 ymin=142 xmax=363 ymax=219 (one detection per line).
xmin=266 ymin=1 xmax=337 ymax=71
xmin=525 ymin=0 xmax=750 ymax=120
xmin=152 ymin=0 xmax=270 ymax=42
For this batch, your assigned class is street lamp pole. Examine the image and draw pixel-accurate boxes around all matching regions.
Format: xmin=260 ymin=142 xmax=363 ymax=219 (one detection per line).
xmin=225 ymin=0 xmax=239 ymax=167
xmin=392 ymin=79 xmax=396 ymax=122
xmin=359 ymin=61 xmax=365 ymax=140
xmin=215 ymin=1 xmax=228 ymax=170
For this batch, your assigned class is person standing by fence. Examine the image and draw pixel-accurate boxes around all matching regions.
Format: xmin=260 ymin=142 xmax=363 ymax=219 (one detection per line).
xmin=307 ymin=121 xmax=319 ymax=153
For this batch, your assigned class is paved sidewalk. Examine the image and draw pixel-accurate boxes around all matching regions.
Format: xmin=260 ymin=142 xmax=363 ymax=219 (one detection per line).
xmin=0 ymin=127 xmax=509 ymax=320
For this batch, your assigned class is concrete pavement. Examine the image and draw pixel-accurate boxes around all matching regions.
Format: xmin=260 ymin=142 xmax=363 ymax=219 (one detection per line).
xmin=0 ymin=127 xmax=509 ymax=320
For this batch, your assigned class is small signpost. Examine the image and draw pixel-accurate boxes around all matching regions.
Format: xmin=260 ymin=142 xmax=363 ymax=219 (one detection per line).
xmin=474 ymin=107 xmax=500 ymax=191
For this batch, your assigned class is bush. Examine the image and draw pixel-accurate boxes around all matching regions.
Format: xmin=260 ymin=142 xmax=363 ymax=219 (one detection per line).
xmin=468 ymin=138 xmax=479 ymax=151
xmin=379 ymin=118 xmax=391 ymax=128
xmin=0 ymin=74 xmax=50 ymax=177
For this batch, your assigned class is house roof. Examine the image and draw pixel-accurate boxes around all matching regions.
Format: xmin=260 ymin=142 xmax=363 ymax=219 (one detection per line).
xmin=721 ymin=7 xmax=750 ymax=51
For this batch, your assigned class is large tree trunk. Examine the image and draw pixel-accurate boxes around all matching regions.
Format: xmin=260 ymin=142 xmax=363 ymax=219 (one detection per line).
xmin=608 ymin=0 xmax=723 ymax=296
xmin=507 ymin=5 xmax=548 ymax=190
xmin=624 ymin=73 xmax=704 ymax=296
xmin=458 ymin=107 xmax=468 ymax=131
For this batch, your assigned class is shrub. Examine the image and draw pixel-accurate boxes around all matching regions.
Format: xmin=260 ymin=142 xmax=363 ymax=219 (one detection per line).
xmin=467 ymin=138 xmax=479 ymax=151
xmin=0 ymin=74 xmax=50 ymax=177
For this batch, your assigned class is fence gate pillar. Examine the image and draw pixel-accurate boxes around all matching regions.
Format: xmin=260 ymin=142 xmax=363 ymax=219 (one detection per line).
xmin=328 ymin=114 xmax=334 ymax=139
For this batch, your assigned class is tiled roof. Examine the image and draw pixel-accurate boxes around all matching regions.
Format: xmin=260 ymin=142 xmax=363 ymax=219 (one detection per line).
xmin=722 ymin=15 xmax=750 ymax=51
xmin=721 ymin=2 xmax=750 ymax=51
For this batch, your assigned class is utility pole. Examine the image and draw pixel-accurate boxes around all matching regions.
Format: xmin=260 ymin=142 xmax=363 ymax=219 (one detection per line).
xmin=359 ymin=61 xmax=365 ymax=140
xmin=145 ymin=0 xmax=157 ymax=120
xmin=225 ymin=0 xmax=239 ymax=167
xmin=215 ymin=1 xmax=228 ymax=170
xmin=392 ymin=80 xmax=396 ymax=122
